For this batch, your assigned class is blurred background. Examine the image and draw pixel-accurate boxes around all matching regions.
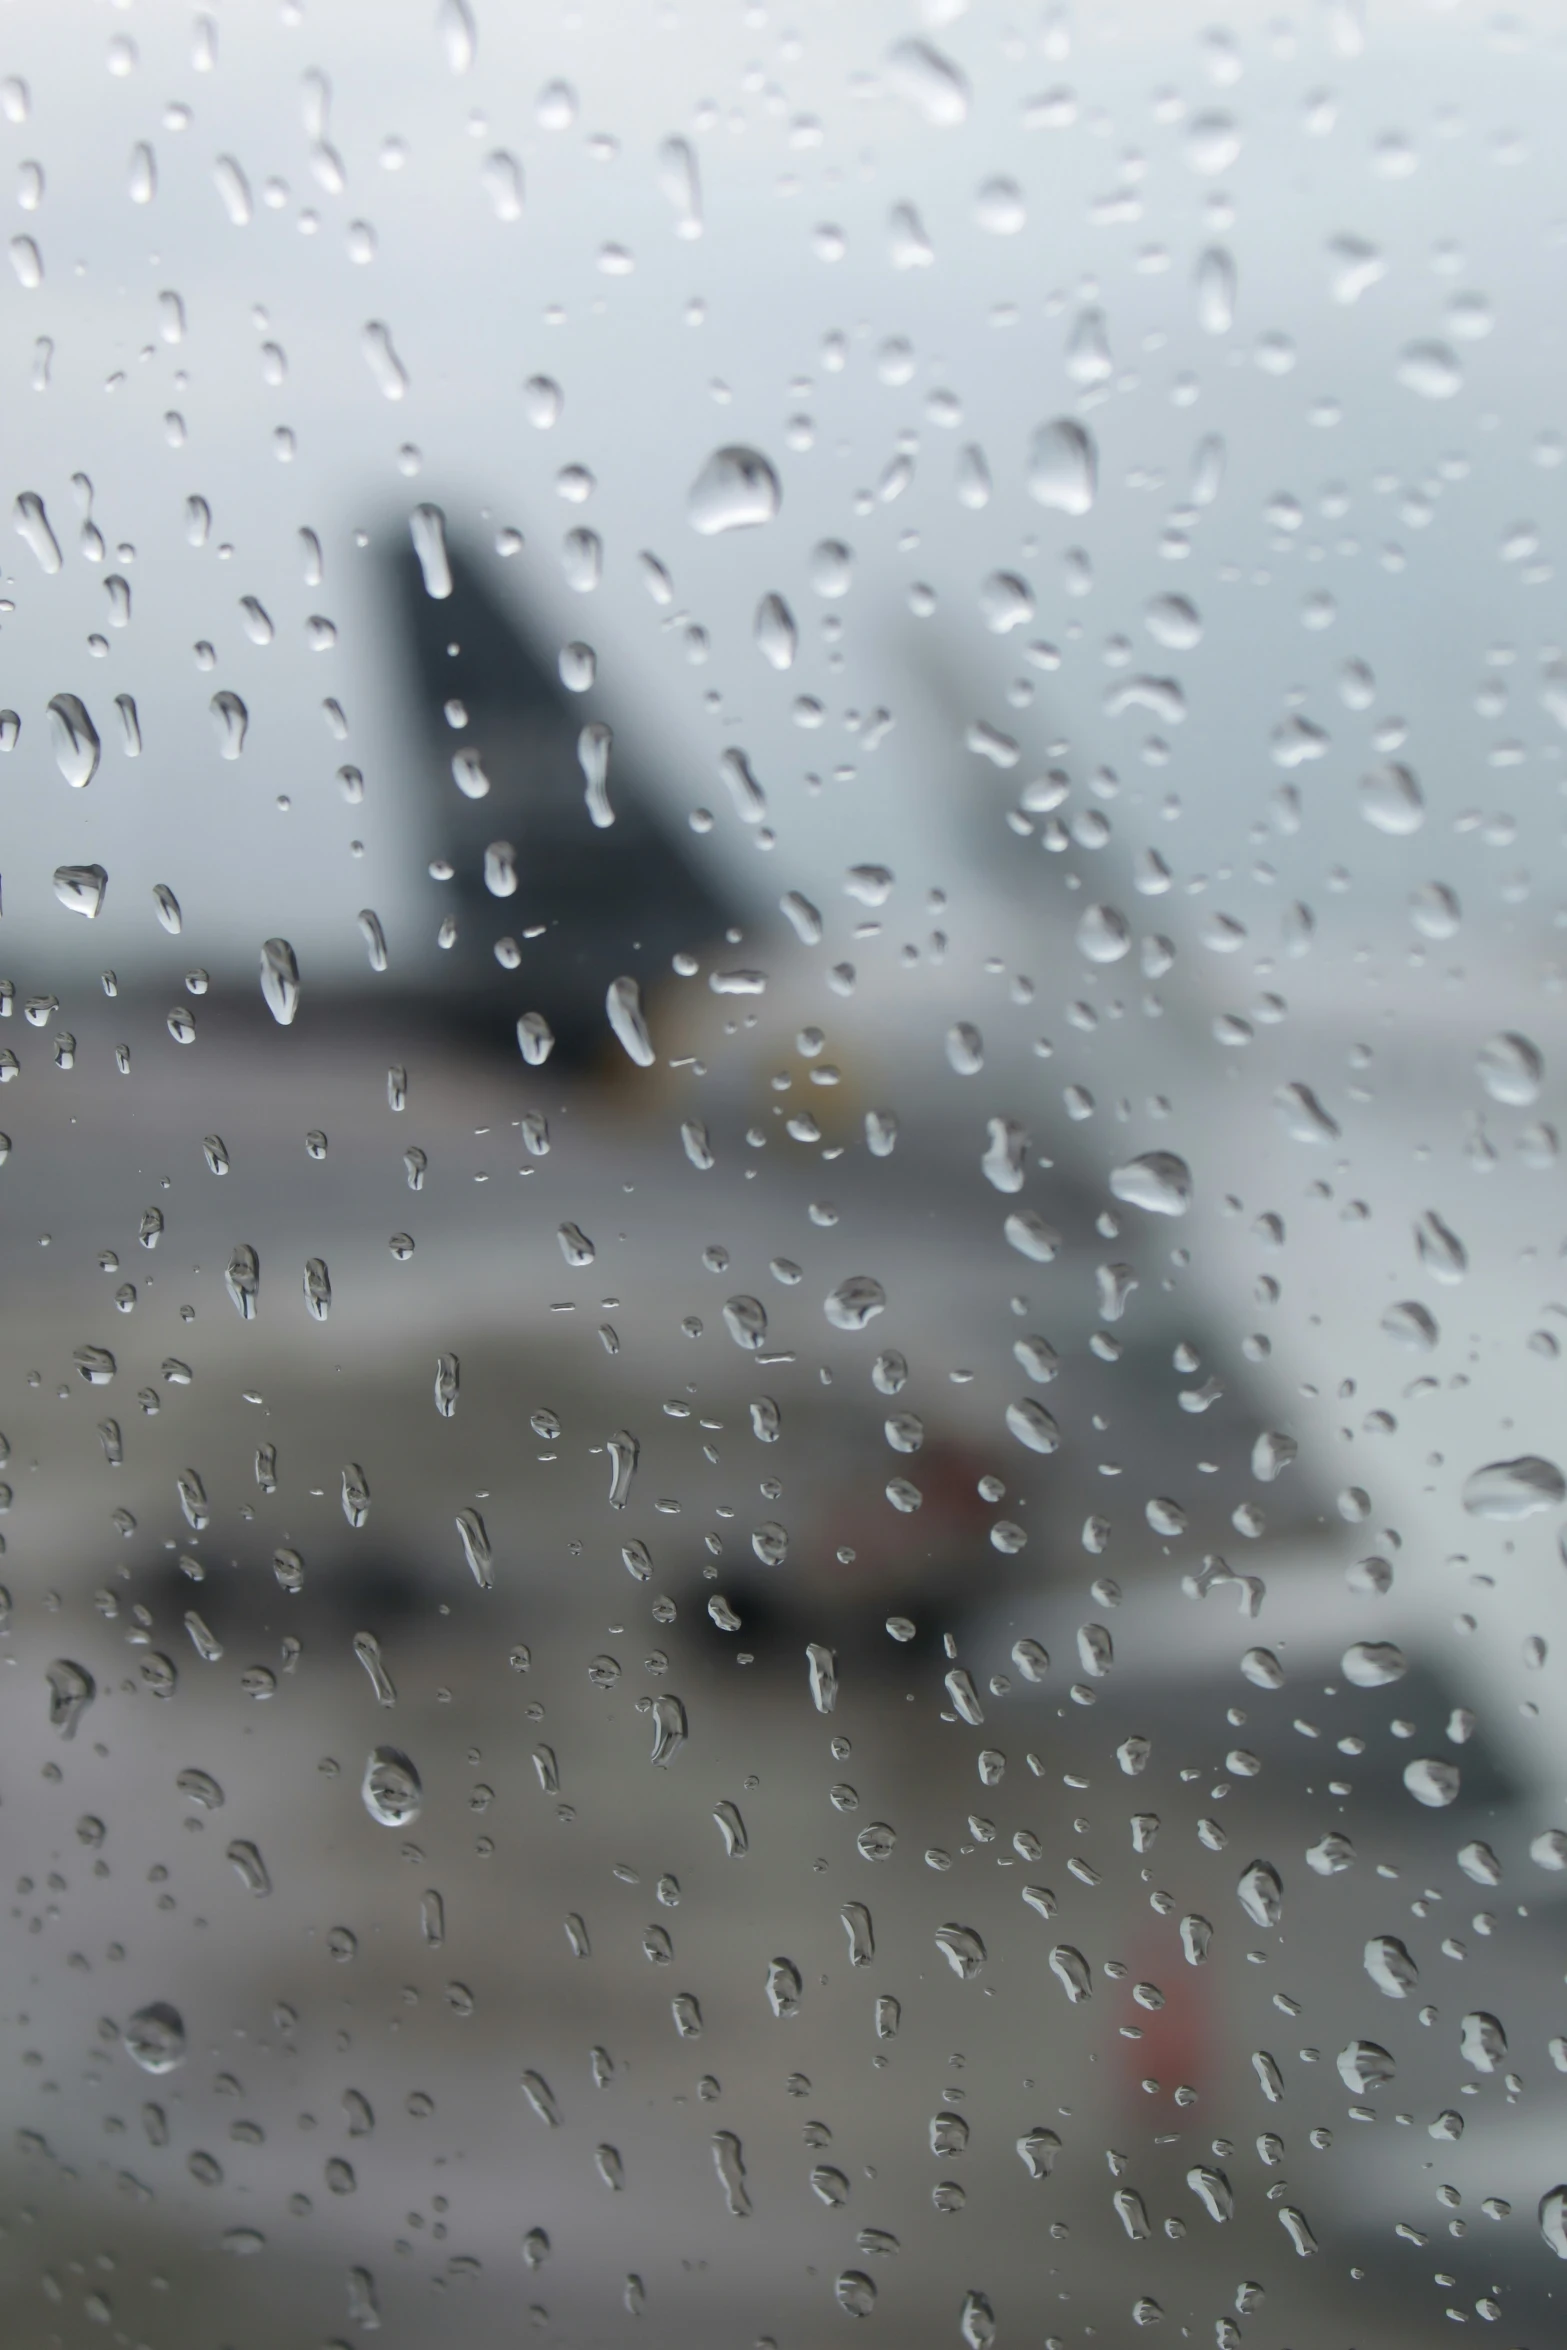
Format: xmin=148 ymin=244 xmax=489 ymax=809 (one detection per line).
xmin=2 ymin=2 xmax=1566 ymax=2345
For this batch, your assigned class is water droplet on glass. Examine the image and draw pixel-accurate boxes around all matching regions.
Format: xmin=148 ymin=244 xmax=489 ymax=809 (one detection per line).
xmin=53 ymin=863 xmax=107 ymax=919
xmin=455 ymin=1507 xmax=493 ymax=1589
xmin=606 ymin=1430 xmax=638 ymax=1510
xmin=47 ymin=692 xmax=99 ymax=787
xmin=1415 ymin=1208 xmax=1467 ymax=1283
xmin=933 ymin=1922 xmax=986 ymax=1979
xmin=825 ymin=1276 xmax=886 ymax=1331
xmin=1278 ymin=2205 xmax=1318 ymax=2258
xmin=1364 ymin=1935 xmax=1419 ymax=1998
xmin=409 ymin=503 xmax=452 ymax=599
xmin=353 ymin=1631 xmax=397 ymax=1706
xmin=711 ymin=2130 xmax=751 ymax=2216
xmin=362 ymin=319 xmax=409 ymax=400
xmin=688 ymin=445 xmax=781 ymax=535
xmin=260 ymin=939 xmax=300 ymax=1025
xmin=1359 ymin=761 xmax=1425 ymax=835
xmin=1381 ymin=1299 xmax=1438 ymax=1351
xmin=226 ymin=1838 xmax=270 ymax=1896
xmin=213 ymin=154 xmax=251 ymax=225
xmin=1049 ymin=1944 xmax=1092 ymax=2002
xmin=1540 ymin=2185 xmax=1567 ymax=2259
xmin=1397 ymin=340 xmax=1461 ymax=399
xmin=1187 ymin=2166 xmax=1233 ymax=2223
xmin=714 ymin=1296 xmax=765 ymax=1356
xmin=1237 ymin=1859 xmax=1283 ymax=1927
xmin=362 ymin=1745 xmax=422 ymax=1826
xmin=1403 ymin=1756 xmax=1460 ymax=1808
xmin=1462 ymin=1454 xmax=1564 ymax=1519
xmin=1005 ymin=1398 xmax=1059 ymax=1455
xmin=517 ymin=1011 xmax=555 ymax=1066
xmin=124 ymin=2002 xmax=185 ymax=2074
xmin=1109 ymin=1151 xmax=1191 ymax=1215
xmin=1196 ymin=246 xmax=1238 ymax=333
xmin=885 ymin=37 xmax=969 ymax=126
xmin=1341 ymin=1641 xmax=1406 ymax=1688
xmin=606 ymin=974 xmax=655 ymax=1067
xmin=1028 ymin=418 xmax=1096 ymax=515
xmin=225 ymin=1244 xmax=260 ymax=1321
xmin=1476 ymin=1030 xmax=1542 ymax=1105
xmin=766 ymin=1956 xmax=802 ymax=2017
xmin=650 ymin=1693 xmax=687 ymax=1765
xmin=47 ymin=1658 xmax=95 ymax=1737
xmin=438 ymin=0 xmax=476 ymax=73
xmin=657 ymin=136 xmax=703 ymax=238
xmin=210 ymin=688 xmax=247 ymax=757
xmin=1459 ymin=2010 xmax=1507 ymax=2073
xmin=1076 ymin=904 xmax=1132 ymax=964
xmin=481 ymin=149 xmax=523 ymax=221
xmin=15 ymin=489 xmax=61 ymax=571
xmin=836 ymin=2269 xmax=877 ymax=2318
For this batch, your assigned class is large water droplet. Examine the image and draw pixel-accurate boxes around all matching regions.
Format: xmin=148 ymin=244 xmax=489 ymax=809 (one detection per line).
xmin=650 ymin=1692 xmax=687 ymax=1765
xmin=1195 ymin=245 xmax=1238 ymax=333
xmin=1381 ymin=1300 xmax=1438 ymax=1351
xmin=210 ymin=688 xmax=247 ymax=757
xmin=225 ymin=1244 xmax=260 ymax=1320
xmin=1415 ymin=1209 xmax=1467 ymax=1282
xmin=1028 ymin=417 xmax=1097 ymax=515
xmin=1462 ymin=1455 xmax=1564 ymax=1519
xmin=1187 ymin=2166 xmax=1234 ymax=2223
xmin=1278 ymin=2205 xmax=1318 ymax=2258
xmin=579 ymin=721 xmax=613 ymax=829
xmin=124 ymin=2002 xmax=186 ymax=2074
xmin=687 ymin=445 xmax=780 ymax=535
xmin=933 ymin=1923 xmax=986 ymax=1979
xmin=1237 ymin=1859 xmax=1283 ymax=1927
xmin=766 ymin=1956 xmax=802 ymax=2017
xmin=455 ymin=1507 xmax=493 ymax=1589
xmin=1005 ymin=1398 xmax=1059 ymax=1454
xmin=836 ymin=2270 xmax=877 ymax=2318
xmin=825 ymin=1276 xmax=886 ymax=1331
xmin=711 ymin=2129 xmax=751 ymax=2216
xmin=362 ymin=1746 xmax=422 ymax=1826
xmin=1398 ymin=340 xmax=1461 ymax=399
xmin=885 ymin=37 xmax=969 ymax=126
xmin=1109 ymin=1151 xmax=1191 ymax=1215
xmin=1459 ymin=2010 xmax=1507 ymax=2073
xmin=1049 ymin=1944 xmax=1092 ymax=2002
xmin=15 ymin=489 xmax=61 ymax=571
xmin=53 ymin=863 xmax=107 ymax=919
xmin=1005 ymin=1210 xmax=1060 ymax=1263
xmin=606 ymin=975 xmax=654 ymax=1066
xmin=755 ymin=592 xmax=796 ymax=669
xmin=1336 ymin=2038 xmax=1395 ymax=2092
xmin=260 ymin=938 xmax=300 ymax=1025
xmin=47 ymin=1658 xmax=95 ymax=1737
xmin=362 ymin=319 xmax=409 ymax=400
xmin=409 ymin=503 xmax=452 ymax=598
xmin=47 ymin=692 xmax=99 ymax=787
xmin=1359 ymin=761 xmax=1425 ymax=835
xmin=1403 ymin=1756 xmax=1460 ymax=1808
xmin=1476 ymin=1030 xmax=1542 ymax=1106
xmin=1364 ymin=1935 xmax=1419 ymax=1998
xmin=1076 ymin=902 xmax=1131 ymax=963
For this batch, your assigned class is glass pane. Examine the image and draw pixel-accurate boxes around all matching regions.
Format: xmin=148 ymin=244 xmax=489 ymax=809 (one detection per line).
xmin=3 ymin=6 xmax=1564 ymax=2347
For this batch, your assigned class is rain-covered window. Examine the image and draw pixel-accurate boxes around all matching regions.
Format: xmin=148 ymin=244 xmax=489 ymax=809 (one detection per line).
xmin=4 ymin=4 xmax=1567 ymax=2346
